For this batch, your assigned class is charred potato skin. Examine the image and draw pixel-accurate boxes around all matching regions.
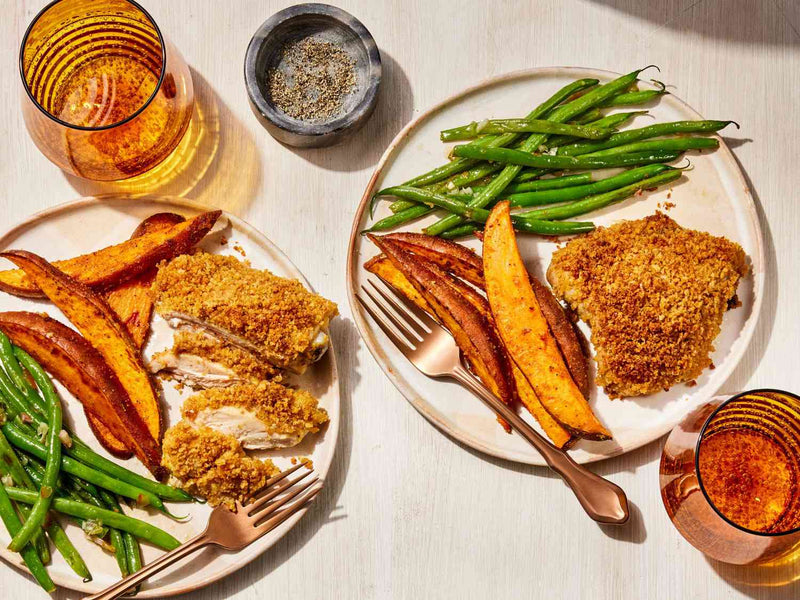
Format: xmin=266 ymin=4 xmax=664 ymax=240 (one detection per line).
xmin=0 ymin=311 xmax=165 ymax=477
xmin=368 ymin=235 xmax=519 ymax=410
xmin=94 ymin=213 xmax=187 ymax=456
xmin=383 ymin=232 xmax=485 ymax=288
xmin=1 ymin=250 xmax=165 ymax=463
xmin=0 ymin=210 xmax=220 ymax=298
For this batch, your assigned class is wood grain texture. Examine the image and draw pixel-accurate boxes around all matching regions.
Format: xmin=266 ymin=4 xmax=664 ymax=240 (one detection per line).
xmin=2 ymin=0 xmax=799 ymax=598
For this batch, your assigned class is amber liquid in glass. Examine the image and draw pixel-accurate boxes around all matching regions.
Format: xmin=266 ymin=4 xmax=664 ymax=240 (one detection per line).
xmin=21 ymin=0 xmax=193 ymax=180
xmin=699 ymin=428 xmax=799 ymax=533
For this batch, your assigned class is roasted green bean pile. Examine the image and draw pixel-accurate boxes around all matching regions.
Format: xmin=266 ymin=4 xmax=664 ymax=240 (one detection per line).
xmin=366 ymin=67 xmax=738 ymax=238
xmin=0 ymin=332 xmax=188 ymax=591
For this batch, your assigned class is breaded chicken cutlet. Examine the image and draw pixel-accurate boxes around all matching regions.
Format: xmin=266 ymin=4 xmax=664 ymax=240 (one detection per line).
xmin=547 ymin=213 xmax=748 ymax=398
xmin=162 ymin=422 xmax=279 ymax=508
xmin=153 ymin=253 xmax=338 ymax=374
xmin=181 ymin=381 xmax=329 ymax=450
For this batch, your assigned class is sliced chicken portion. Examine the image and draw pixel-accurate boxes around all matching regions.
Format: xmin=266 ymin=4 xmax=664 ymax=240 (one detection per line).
xmin=152 ymin=253 xmax=338 ymax=373
xmin=149 ymin=330 xmax=281 ymax=389
xmin=181 ymin=381 xmax=328 ymax=450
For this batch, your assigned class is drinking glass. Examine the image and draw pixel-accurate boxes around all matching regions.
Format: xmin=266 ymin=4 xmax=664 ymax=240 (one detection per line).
xmin=660 ymin=389 xmax=800 ymax=565
xmin=20 ymin=0 xmax=194 ymax=181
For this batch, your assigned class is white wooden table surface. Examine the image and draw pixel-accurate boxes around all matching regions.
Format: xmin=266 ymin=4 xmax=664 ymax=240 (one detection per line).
xmin=2 ymin=0 xmax=800 ymax=598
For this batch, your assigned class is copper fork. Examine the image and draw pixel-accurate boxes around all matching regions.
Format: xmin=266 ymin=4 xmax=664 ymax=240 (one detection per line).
xmin=358 ymin=278 xmax=628 ymax=525
xmin=84 ymin=464 xmax=322 ymax=600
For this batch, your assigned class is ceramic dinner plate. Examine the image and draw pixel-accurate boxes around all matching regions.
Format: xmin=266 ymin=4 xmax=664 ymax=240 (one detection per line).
xmin=347 ymin=67 xmax=764 ymax=466
xmin=0 ymin=196 xmax=339 ymax=596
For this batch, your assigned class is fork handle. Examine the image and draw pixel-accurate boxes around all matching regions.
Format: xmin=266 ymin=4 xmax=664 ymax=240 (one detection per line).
xmin=83 ymin=533 xmax=211 ymax=600
xmin=451 ymin=365 xmax=629 ymax=525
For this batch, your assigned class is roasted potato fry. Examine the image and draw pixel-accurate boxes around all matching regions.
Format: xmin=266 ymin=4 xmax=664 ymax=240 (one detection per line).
xmin=0 ymin=210 xmax=220 ymax=298
xmin=528 ymin=276 xmax=591 ymax=399
xmin=483 ymin=202 xmax=610 ymax=440
xmin=383 ymin=232 xmax=485 ymax=288
xmin=1 ymin=251 xmax=166 ymax=469
xmin=369 ymin=235 xmax=519 ymax=409
xmin=366 ymin=252 xmax=573 ymax=447
xmin=0 ymin=311 xmax=165 ymax=477
xmin=93 ymin=213 xmax=186 ymax=457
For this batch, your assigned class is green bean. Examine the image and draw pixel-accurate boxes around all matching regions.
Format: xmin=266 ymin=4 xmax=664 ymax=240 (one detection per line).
xmin=441 ymin=119 xmax=615 ymax=142
xmin=101 ymin=491 xmax=143 ymax=590
xmin=510 ymin=169 xmax=553 ymax=184
xmin=440 ymin=225 xmax=481 ymax=239
xmin=98 ymin=490 xmax=129 ymax=577
xmin=519 ymin=169 xmax=683 ymax=221
xmin=7 ymin=343 xmax=62 ymax=552
xmin=601 ymin=83 xmax=667 ymax=107
xmin=0 ymin=334 xmax=46 ymax=415
xmin=365 ymin=204 xmax=432 ymax=233
xmin=10 ymin=347 xmax=192 ymax=503
xmin=43 ymin=517 xmax=91 ymax=581
xmin=505 ymin=165 xmax=673 ymax=207
xmin=2 ymin=423 xmax=162 ymax=510
xmin=0 ymin=484 xmax=54 ymax=592
xmin=378 ymin=186 xmax=594 ymax=236
xmin=502 ymin=172 xmax=594 ymax=195
xmin=451 ymin=145 xmax=681 ymax=170
xmin=5 ymin=487 xmax=180 ymax=551
xmin=546 ymin=111 xmax=648 ymax=148
xmin=557 ymin=120 xmax=736 ymax=156
xmin=569 ymin=108 xmax=602 ymax=125
xmin=427 ymin=67 xmax=657 ymax=236
xmin=0 ymin=430 xmax=50 ymax=564
xmin=393 ymin=78 xmax=600 ymax=190
xmin=576 ymin=137 xmax=719 ymax=158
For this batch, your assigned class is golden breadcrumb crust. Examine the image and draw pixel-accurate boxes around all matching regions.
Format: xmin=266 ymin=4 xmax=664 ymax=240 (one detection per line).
xmin=169 ymin=330 xmax=282 ymax=382
xmin=547 ymin=213 xmax=748 ymax=398
xmin=162 ymin=422 xmax=278 ymax=508
xmin=182 ymin=381 xmax=328 ymax=438
xmin=153 ymin=253 xmax=338 ymax=367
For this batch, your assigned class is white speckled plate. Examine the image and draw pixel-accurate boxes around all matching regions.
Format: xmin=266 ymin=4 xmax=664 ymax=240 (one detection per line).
xmin=347 ymin=67 xmax=764 ymax=466
xmin=0 ymin=196 xmax=339 ymax=596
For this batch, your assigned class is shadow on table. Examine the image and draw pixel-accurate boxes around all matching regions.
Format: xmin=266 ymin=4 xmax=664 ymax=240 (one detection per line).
xmin=63 ymin=68 xmax=262 ymax=216
xmin=283 ymin=52 xmax=414 ymax=172
xmin=583 ymin=0 xmax=799 ymax=45
xmin=708 ymin=553 xmax=800 ymax=597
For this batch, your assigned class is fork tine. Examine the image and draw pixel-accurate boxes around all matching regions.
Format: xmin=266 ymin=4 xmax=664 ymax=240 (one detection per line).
xmin=252 ymin=486 xmax=322 ymax=539
xmin=357 ymin=290 xmax=416 ymax=351
xmin=252 ymin=477 xmax=320 ymax=523
xmin=361 ymin=284 xmax=423 ymax=344
xmin=246 ymin=469 xmax=315 ymax=515
xmin=263 ymin=462 xmax=307 ymax=488
xmin=367 ymin=279 xmax=432 ymax=336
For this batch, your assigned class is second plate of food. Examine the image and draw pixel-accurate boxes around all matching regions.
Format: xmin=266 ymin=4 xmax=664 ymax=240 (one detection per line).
xmin=347 ymin=66 xmax=764 ymax=466
xmin=0 ymin=196 xmax=339 ymax=596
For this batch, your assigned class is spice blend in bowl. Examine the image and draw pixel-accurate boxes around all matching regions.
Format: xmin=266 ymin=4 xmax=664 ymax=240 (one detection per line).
xmin=245 ymin=4 xmax=381 ymax=148
xmin=267 ymin=37 xmax=357 ymax=123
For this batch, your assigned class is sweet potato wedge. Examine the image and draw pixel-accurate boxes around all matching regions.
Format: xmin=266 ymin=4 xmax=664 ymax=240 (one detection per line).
xmin=366 ymin=252 xmax=573 ymax=448
xmin=93 ymin=213 xmax=186 ymax=457
xmin=528 ymin=276 xmax=591 ymax=399
xmin=0 ymin=311 xmax=165 ymax=478
xmin=383 ymin=232 xmax=485 ymax=288
xmin=105 ymin=213 xmax=186 ymax=348
xmin=483 ymin=202 xmax=610 ymax=441
xmin=0 ymin=210 xmax=220 ymax=298
xmin=368 ymin=235 xmax=518 ymax=410
xmin=381 ymin=234 xmax=588 ymax=394
xmin=0 ymin=250 xmax=166 ymax=469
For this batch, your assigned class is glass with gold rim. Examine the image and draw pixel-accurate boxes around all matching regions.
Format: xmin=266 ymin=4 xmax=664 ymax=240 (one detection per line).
xmin=20 ymin=0 xmax=194 ymax=181
xmin=660 ymin=389 xmax=800 ymax=565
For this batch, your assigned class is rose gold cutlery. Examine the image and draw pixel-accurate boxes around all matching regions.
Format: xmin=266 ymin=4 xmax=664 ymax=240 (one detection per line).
xmin=84 ymin=464 xmax=322 ymax=600
xmin=358 ymin=278 xmax=628 ymax=525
